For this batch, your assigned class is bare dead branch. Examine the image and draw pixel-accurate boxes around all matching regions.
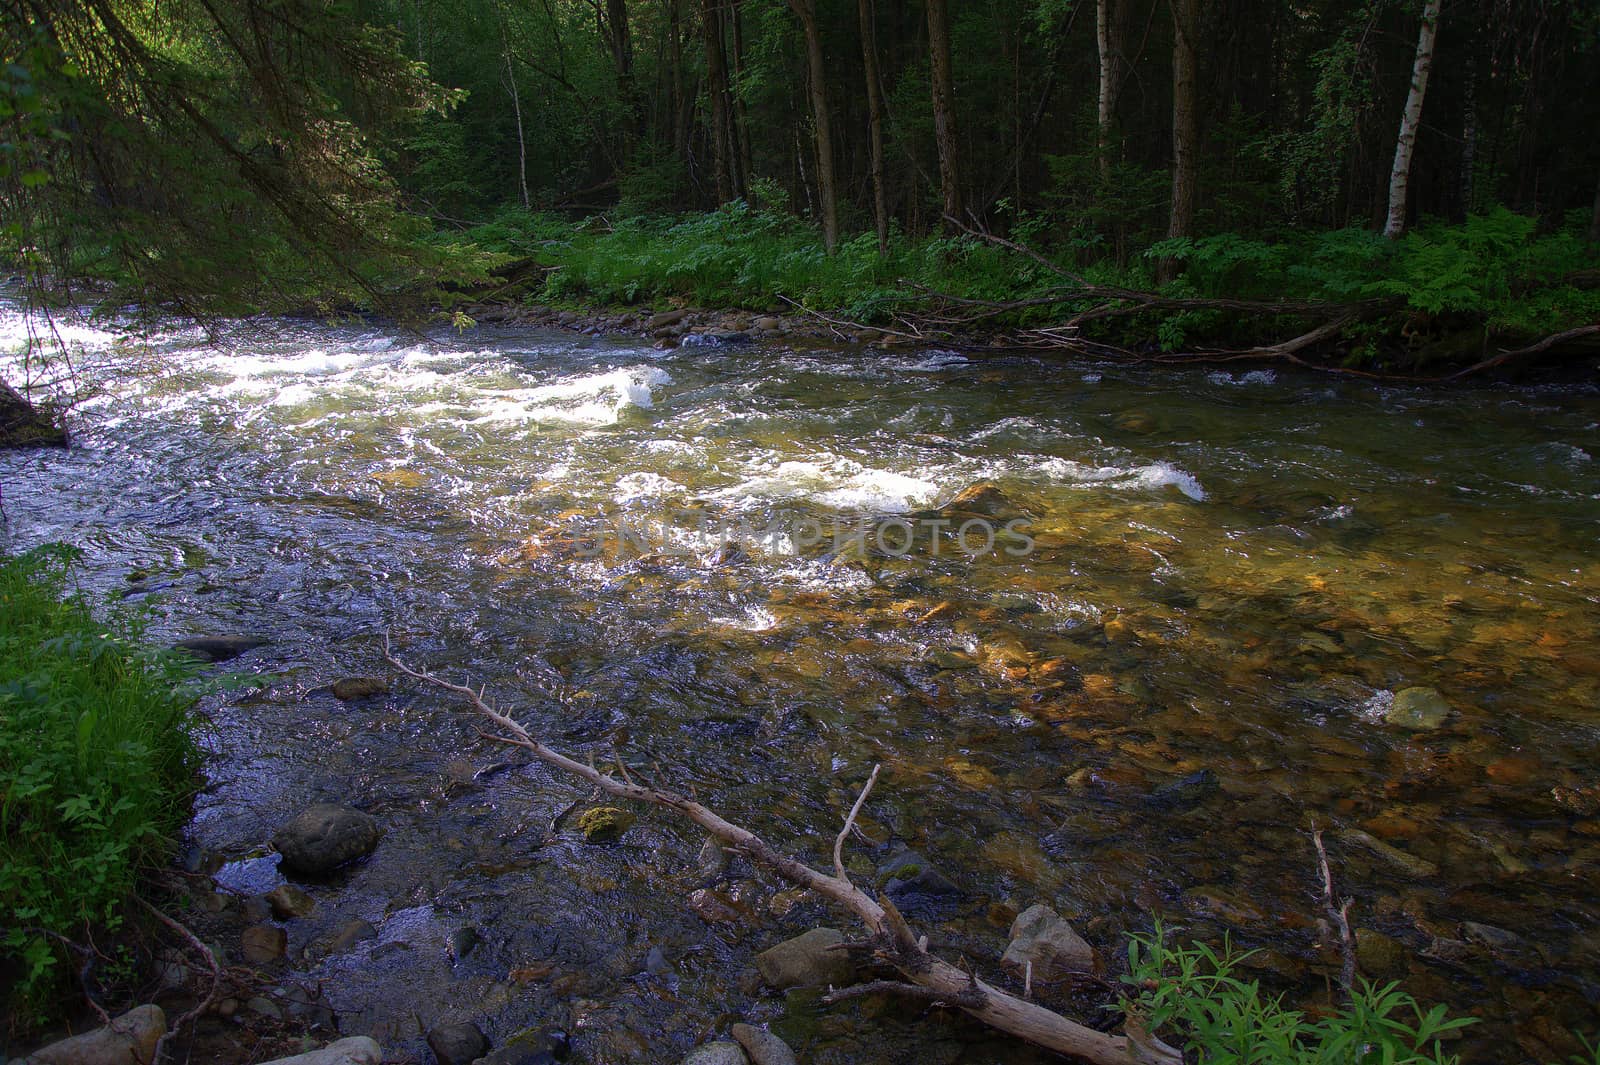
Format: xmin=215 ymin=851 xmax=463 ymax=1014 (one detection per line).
xmin=1311 ymin=824 xmax=1357 ymax=996
xmin=382 ymin=635 xmax=1181 ymax=1065
xmin=137 ymin=897 xmax=223 ymax=1062
xmin=834 ymin=763 xmax=881 ymax=885
xmin=821 ymin=979 xmax=983 ymax=1010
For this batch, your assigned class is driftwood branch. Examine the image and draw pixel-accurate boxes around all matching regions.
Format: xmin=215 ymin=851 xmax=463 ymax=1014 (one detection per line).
xmin=382 ymin=636 xmax=1180 ymax=1065
xmin=1311 ymin=825 xmax=1357 ymax=996
xmin=137 ymin=897 xmax=223 ymax=1062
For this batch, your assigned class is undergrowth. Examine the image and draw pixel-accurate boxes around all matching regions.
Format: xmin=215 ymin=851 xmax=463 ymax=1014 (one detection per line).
xmin=1121 ymin=923 xmax=1474 ymax=1063
xmin=0 ymin=545 xmax=202 ymax=1021
xmin=443 ymin=204 xmax=1599 ymax=369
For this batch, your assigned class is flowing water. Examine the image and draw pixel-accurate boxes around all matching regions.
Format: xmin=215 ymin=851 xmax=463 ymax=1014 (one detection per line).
xmin=3 ymin=301 xmax=1598 ymax=1063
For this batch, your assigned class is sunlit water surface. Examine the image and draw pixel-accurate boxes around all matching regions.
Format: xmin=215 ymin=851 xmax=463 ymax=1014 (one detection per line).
xmin=3 ymin=302 xmax=1598 ymax=1063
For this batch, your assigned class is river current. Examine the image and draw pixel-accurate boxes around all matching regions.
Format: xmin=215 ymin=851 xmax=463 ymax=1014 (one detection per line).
xmin=2 ymin=303 xmax=1597 ymax=1062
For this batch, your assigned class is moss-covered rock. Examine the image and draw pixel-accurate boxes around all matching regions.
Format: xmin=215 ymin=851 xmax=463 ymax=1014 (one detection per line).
xmin=578 ymin=806 xmax=635 ymax=843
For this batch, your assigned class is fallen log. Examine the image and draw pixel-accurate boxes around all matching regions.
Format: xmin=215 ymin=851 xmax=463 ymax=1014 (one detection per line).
xmin=381 ymin=637 xmax=1181 ymax=1065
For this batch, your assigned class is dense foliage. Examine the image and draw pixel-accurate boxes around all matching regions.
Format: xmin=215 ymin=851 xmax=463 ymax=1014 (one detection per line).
xmin=0 ymin=546 xmax=201 ymax=1018
xmin=3 ymin=0 xmax=1598 ymax=352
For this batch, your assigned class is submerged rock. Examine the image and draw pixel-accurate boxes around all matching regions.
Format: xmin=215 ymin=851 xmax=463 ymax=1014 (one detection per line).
xmin=330 ymin=676 xmax=388 ymax=700
xmin=273 ymin=804 xmax=381 ymax=875
xmin=1147 ymin=769 xmax=1220 ymax=809
xmin=265 ymin=883 xmax=316 ymax=919
xmin=427 ymin=1021 xmax=489 ymax=1065
xmin=1000 ymin=904 xmax=1096 ymax=981
xmin=1355 ymin=928 xmax=1409 ymax=979
xmin=730 ymin=1025 xmax=796 ymax=1065
xmin=681 ymin=330 xmax=752 ymax=347
xmin=24 ymin=1004 xmax=165 ymax=1065
xmin=172 ymin=635 xmax=267 ymax=662
xmin=754 ymin=927 xmax=855 ymax=989
xmin=681 ymin=1041 xmax=749 ymax=1065
xmin=1336 ymin=828 xmax=1440 ymax=878
xmin=255 ymin=1037 xmax=383 ymax=1065
xmin=926 ymin=482 xmax=1017 ymax=518
xmin=1386 ymin=686 xmax=1453 ymax=730
xmin=877 ymin=846 xmax=961 ymax=900
xmin=577 ymin=806 xmax=635 ymax=843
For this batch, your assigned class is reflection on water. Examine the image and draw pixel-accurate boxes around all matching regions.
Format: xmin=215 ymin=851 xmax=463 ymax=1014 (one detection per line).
xmin=3 ymin=302 xmax=1598 ymax=1063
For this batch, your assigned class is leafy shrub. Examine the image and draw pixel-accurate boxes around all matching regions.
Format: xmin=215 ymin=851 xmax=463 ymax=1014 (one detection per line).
xmin=0 ymin=545 xmax=202 ymax=1019
xmin=1121 ymin=923 xmax=1474 ymax=1063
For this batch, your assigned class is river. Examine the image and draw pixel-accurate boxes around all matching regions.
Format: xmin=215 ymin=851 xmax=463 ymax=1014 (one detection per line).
xmin=2 ymin=302 xmax=1597 ymax=1063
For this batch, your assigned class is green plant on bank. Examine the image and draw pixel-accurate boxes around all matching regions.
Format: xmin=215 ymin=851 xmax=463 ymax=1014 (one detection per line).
xmin=1120 ymin=923 xmax=1475 ymax=1064
xmin=0 ymin=545 xmax=202 ymax=1020
xmin=443 ymin=204 xmax=1597 ymax=368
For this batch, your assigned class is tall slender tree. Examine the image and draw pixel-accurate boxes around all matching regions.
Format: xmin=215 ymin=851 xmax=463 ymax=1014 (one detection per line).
xmin=858 ymin=0 xmax=890 ymax=253
xmin=1161 ymin=0 xmax=1201 ymax=279
xmin=790 ymin=0 xmax=839 ymax=252
xmin=1384 ymin=0 xmax=1442 ymax=238
xmin=925 ymin=0 xmax=962 ymax=231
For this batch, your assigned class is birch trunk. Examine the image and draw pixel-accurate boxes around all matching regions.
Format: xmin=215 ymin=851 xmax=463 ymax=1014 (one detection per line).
xmin=1384 ymin=0 xmax=1442 ymax=238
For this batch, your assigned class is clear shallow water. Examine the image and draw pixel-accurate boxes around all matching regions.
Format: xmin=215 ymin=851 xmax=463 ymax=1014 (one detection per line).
xmin=3 ymin=302 xmax=1599 ymax=1062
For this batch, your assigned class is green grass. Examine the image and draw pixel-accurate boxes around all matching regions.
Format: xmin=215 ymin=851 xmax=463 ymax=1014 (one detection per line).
xmin=0 ymin=545 xmax=201 ymax=1019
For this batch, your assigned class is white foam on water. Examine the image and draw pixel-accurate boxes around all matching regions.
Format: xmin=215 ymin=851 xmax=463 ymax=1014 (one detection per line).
xmin=715 ymin=456 xmax=938 ymax=513
xmin=614 ymin=471 xmax=682 ymax=504
xmin=1208 ymin=369 xmax=1277 ymax=387
xmin=710 ymin=605 xmax=780 ymax=632
xmin=1358 ymin=689 xmax=1395 ymax=723
xmin=1032 ymin=455 xmax=1206 ymax=501
xmin=904 ymin=350 xmax=970 ymax=372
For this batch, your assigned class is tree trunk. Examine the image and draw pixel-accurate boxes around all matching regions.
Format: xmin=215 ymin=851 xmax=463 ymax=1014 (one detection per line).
xmin=925 ymin=0 xmax=962 ymax=231
xmin=1095 ymin=0 xmax=1123 ymax=184
xmin=1384 ymin=0 xmax=1442 ymax=239
xmin=605 ymin=0 xmax=640 ymax=151
xmin=1160 ymin=0 xmax=1200 ymax=281
xmin=494 ymin=0 xmax=529 ymax=208
xmin=731 ymin=0 xmax=754 ymax=196
xmin=790 ymin=0 xmax=839 ymax=253
xmin=1590 ymin=171 xmax=1600 ymax=244
xmin=859 ymin=0 xmax=890 ymax=253
xmin=700 ymin=0 xmax=736 ymax=203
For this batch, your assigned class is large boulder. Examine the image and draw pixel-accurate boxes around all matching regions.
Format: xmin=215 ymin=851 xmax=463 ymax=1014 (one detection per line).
xmin=1000 ymin=904 xmax=1096 ymax=981
xmin=754 ymin=927 xmax=855 ymax=990
xmin=273 ymin=804 xmax=381 ymax=875
xmin=25 ymin=1004 xmax=165 ymax=1065
xmin=255 ymin=1037 xmax=383 ymax=1065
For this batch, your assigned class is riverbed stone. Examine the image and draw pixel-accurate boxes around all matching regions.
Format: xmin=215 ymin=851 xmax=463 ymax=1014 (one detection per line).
xmin=650 ymin=308 xmax=688 ymax=328
xmin=1386 ymin=687 xmax=1453 ymax=730
xmin=577 ymin=806 xmax=634 ymax=843
xmin=172 ymin=635 xmax=267 ymax=662
xmin=1355 ymin=928 xmax=1409 ymax=979
xmin=427 ymin=1021 xmax=489 ymax=1065
xmin=273 ymin=804 xmax=381 ymax=874
xmin=266 ymin=883 xmax=316 ymax=919
xmin=1148 ymin=768 xmax=1220 ymax=808
xmin=1000 ymin=903 xmax=1095 ymax=981
xmin=754 ymin=927 xmax=855 ymax=989
xmin=331 ymin=676 xmax=388 ymax=700
xmin=242 ymin=924 xmax=287 ymax=964
xmin=730 ymin=1023 xmax=797 ymax=1065
xmin=680 ymin=1041 xmax=749 ymax=1065
xmin=24 ymin=1003 xmax=165 ymax=1065
xmin=255 ymin=1037 xmax=383 ymax=1065
xmin=877 ymin=846 xmax=961 ymax=899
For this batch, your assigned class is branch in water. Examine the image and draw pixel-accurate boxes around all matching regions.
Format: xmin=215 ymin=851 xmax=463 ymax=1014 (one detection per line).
xmin=381 ymin=635 xmax=1182 ymax=1065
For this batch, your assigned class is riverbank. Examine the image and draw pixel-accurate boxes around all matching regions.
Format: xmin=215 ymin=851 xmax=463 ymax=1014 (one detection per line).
xmin=439 ymin=205 xmax=1600 ymax=379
